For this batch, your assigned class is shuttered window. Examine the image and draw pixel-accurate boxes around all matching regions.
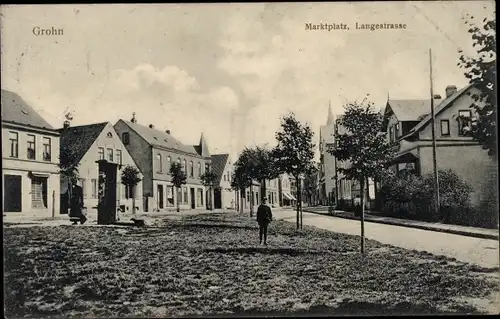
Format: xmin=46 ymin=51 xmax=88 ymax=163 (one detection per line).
xmin=31 ymin=177 xmax=47 ymax=208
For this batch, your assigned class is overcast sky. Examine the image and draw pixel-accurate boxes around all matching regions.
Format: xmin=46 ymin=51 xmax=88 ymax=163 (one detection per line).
xmin=1 ymin=2 xmax=495 ymax=160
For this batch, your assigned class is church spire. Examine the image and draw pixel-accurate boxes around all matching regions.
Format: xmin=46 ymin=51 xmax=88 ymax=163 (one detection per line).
xmin=327 ymin=100 xmax=335 ymax=125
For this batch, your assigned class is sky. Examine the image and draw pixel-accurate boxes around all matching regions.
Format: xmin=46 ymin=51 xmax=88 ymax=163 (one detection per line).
xmin=0 ymin=2 xmax=495 ymax=160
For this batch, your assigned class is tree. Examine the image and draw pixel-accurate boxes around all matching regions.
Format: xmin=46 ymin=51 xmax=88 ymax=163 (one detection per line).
xmin=231 ymin=160 xmax=253 ymax=215
xmin=303 ymin=164 xmax=319 ymax=206
xmin=120 ymin=165 xmax=141 ymax=215
xmin=458 ymin=13 xmax=496 ymax=156
xmin=243 ymin=146 xmax=280 ymax=207
xmin=327 ymin=99 xmax=397 ymax=254
xmin=59 ymin=146 xmax=80 ymax=186
xmin=273 ymin=112 xmax=316 ymax=230
xmin=170 ymin=162 xmax=187 ymax=212
xmin=200 ymin=170 xmax=218 ymax=211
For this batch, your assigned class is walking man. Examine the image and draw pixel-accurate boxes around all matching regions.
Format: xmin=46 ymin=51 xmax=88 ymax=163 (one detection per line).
xmin=256 ymin=197 xmax=273 ymax=245
xmin=69 ymin=180 xmax=87 ymax=225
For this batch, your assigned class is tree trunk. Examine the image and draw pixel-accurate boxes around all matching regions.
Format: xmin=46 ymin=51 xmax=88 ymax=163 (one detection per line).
xmin=239 ymin=189 xmax=244 ymax=214
xmin=176 ymin=186 xmax=180 ymax=212
xmin=209 ymin=186 xmax=213 ymax=211
xmin=359 ymin=177 xmax=365 ymax=255
xmin=295 ymin=177 xmax=300 ymax=230
xmin=250 ymin=185 xmax=254 ymax=217
xmin=132 ymin=185 xmax=137 ymax=215
xmin=299 ymin=181 xmax=303 ymax=229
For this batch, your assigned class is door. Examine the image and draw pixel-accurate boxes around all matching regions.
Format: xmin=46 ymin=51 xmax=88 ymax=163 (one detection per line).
xmin=97 ymin=160 xmax=119 ymax=225
xmin=190 ymin=188 xmax=195 ymax=209
xmin=214 ymin=188 xmax=222 ymax=209
xmin=157 ymin=185 xmax=164 ymax=209
xmin=4 ymin=175 xmax=22 ymax=212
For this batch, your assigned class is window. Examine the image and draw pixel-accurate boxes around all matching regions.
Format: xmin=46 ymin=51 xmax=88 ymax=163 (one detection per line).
xmin=389 ymin=126 xmax=394 ymax=143
xmin=107 ymin=132 xmax=112 ymax=138
xmin=42 ymin=137 xmax=51 ymax=161
xmin=189 ymin=161 xmax=194 ymax=178
xmin=205 ymin=163 xmax=210 ymax=172
xmin=395 ymin=123 xmax=400 ymax=139
xmin=197 ymin=162 xmax=202 ymax=177
xmin=91 ymin=179 xmax=97 ymax=198
xmin=223 ymin=174 xmax=227 ymax=182
xmin=183 ymin=187 xmax=188 ymax=204
xmin=167 ymin=156 xmax=172 ymax=172
xmin=98 ymin=147 xmax=105 ymax=160
xmin=177 ymin=187 xmax=182 ymax=206
xmin=116 ymin=150 xmax=122 ymax=165
xmin=440 ymin=120 xmax=450 ymax=136
xmin=167 ymin=186 xmax=174 ymax=206
xmin=177 ymin=157 xmax=181 ymax=165
xmin=27 ymin=134 xmax=36 ymax=160
xmin=31 ymin=176 xmax=47 ymax=208
xmin=122 ymin=132 xmax=130 ymax=145
xmin=183 ymin=159 xmax=187 ymax=173
xmin=107 ymin=148 xmax=113 ymax=162
xmin=157 ymin=154 xmax=163 ymax=172
xmin=458 ymin=110 xmax=472 ymax=136
xmin=78 ymin=178 xmax=87 ymax=198
xmin=197 ymin=188 xmax=203 ymax=207
xmin=9 ymin=131 xmax=18 ymax=158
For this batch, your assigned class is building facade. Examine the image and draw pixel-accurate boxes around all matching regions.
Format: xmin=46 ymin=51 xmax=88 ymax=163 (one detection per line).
xmin=212 ymin=153 xmax=237 ymax=209
xmin=114 ymin=114 xmax=212 ymax=212
xmin=278 ymin=173 xmax=296 ymax=207
xmin=58 ymin=122 xmax=144 ymax=217
xmin=2 ymin=89 xmax=60 ymax=218
xmin=318 ymin=104 xmax=337 ymax=206
xmin=384 ymin=84 xmax=497 ymax=206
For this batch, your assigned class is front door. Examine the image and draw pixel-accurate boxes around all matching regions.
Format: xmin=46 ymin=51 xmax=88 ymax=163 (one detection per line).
xmin=4 ymin=175 xmax=22 ymax=212
xmin=158 ymin=185 xmax=164 ymax=209
xmin=190 ymin=188 xmax=195 ymax=209
xmin=214 ymin=188 xmax=222 ymax=209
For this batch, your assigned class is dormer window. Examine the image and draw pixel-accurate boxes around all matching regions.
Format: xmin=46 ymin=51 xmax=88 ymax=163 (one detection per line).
xmin=107 ymin=132 xmax=113 ymax=138
xmin=122 ymin=132 xmax=130 ymax=145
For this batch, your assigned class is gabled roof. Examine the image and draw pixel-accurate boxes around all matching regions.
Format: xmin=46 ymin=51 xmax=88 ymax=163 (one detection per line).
xmin=119 ymin=120 xmax=200 ymax=156
xmin=211 ymin=153 xmax=229 ymax=186
xmin=196 ymin=132 xmax=211 ymax=157
xmin=57 ymin=122 xmax=108 ymax=166
xmin=386 ymin=99 xmax=440 ymax=122
xmin=404 ymin=84 xmax=474 ymax=137
xmin=1 ymin=89 xmax=56 ymax=131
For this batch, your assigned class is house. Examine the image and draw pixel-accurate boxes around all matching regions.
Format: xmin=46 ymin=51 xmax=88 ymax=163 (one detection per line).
xmin=278 ymin=173 xmax=296 ymax=207
xmin=114 ymin=114 xmax=212 ymax=212
xmin=57 ymin=121 xmax=144 ymax=217
xmin=382 ymin=84 xmax=497 ymax=205
xmin=2 ymin=89 xmax=60 ymax=218
xmin=211 ymin=153 xmax=237 ymax=209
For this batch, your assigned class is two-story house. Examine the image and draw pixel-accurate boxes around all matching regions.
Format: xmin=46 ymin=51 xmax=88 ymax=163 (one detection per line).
xmin=2 ymin=89 xmax=60 ymax=218
xmin=382 ymin=84 xmax=497 ymax=205
xmin=58 ymin=121 xmax=144 ymax=217
xmin=211 ymin=153 xmax=237 ymax=209
xmin=114 ymin=114 xmax=212 ymax=212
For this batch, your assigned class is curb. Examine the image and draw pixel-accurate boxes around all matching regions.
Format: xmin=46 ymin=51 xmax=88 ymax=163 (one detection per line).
xmin=303 ymin=209 xmax=499 ymax=241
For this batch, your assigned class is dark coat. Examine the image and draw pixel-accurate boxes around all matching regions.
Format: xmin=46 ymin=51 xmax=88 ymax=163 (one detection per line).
xmin=256 ymin=204 xmax=273 ymax=225
xmin=69 ymin=185 xmax=84 ymax=217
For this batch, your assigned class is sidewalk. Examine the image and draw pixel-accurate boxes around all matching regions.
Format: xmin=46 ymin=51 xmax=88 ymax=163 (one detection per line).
xmin=302 ymin=207 xmax=499 ymax=240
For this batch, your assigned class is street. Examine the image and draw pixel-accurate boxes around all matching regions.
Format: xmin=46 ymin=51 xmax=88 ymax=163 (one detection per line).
xmin=272 ymin=209 xmax=500 ymax=268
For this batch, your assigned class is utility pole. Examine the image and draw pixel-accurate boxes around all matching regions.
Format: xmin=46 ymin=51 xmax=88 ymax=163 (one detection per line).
xmin=429 ymin=48 xmax=440 ymax=216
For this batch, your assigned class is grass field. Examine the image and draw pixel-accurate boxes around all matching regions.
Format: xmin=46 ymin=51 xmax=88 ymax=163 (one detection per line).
xmin=4 ymin=211 xmax=499 ymax=317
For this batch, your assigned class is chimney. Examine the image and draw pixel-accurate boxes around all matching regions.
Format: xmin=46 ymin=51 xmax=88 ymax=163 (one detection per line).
xmin=445 ymin=85 xmax=457 ymax=98
xmin=131 ymin=112 xmax=137 ymax=123
xmin=433 ymin=94 xmax=442 ymax=99
xmin=166 ymin=130 xmax=171 ymax=134
xmin=149 ymin=124 xmax=154 ymax=129
xmin=63 ymin=120 xmax=70 ymax=129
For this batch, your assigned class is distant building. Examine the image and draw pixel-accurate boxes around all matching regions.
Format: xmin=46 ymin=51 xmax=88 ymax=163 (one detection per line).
xmin=211 ymin=153 xmax=237 ymax=209
xmin=114 ymin=114 xmax=212 ymax=212
xmin=57 ymin=122 xmax=144 ymax=217
xmin=382 ymin=84 xmax=497 ymax=206
xmin=318 ymin=103 xmax=338 ymax=205
xmin=278 ymin=173 xmax=296 ymax=207
xmin=2 ymin=89 xmax=60 ymax=218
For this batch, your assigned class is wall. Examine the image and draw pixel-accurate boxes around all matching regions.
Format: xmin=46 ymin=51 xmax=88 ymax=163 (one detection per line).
xmin=218 ymin=156 xmax=236 ymax=209
xmin=114 ymin=120 xmax=152 ymax=196
xmin=75 ymin=123 xmax=144 ymax=216
xmin=418 ymin=144 xmax=496 ymax=205
xmin=151 ymin=180 xmax=209 ymax=211
xmin=2 ymin=125 xmax=60 ymax=217
xmin=151 ymin=146 xmax=207 ymax=185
